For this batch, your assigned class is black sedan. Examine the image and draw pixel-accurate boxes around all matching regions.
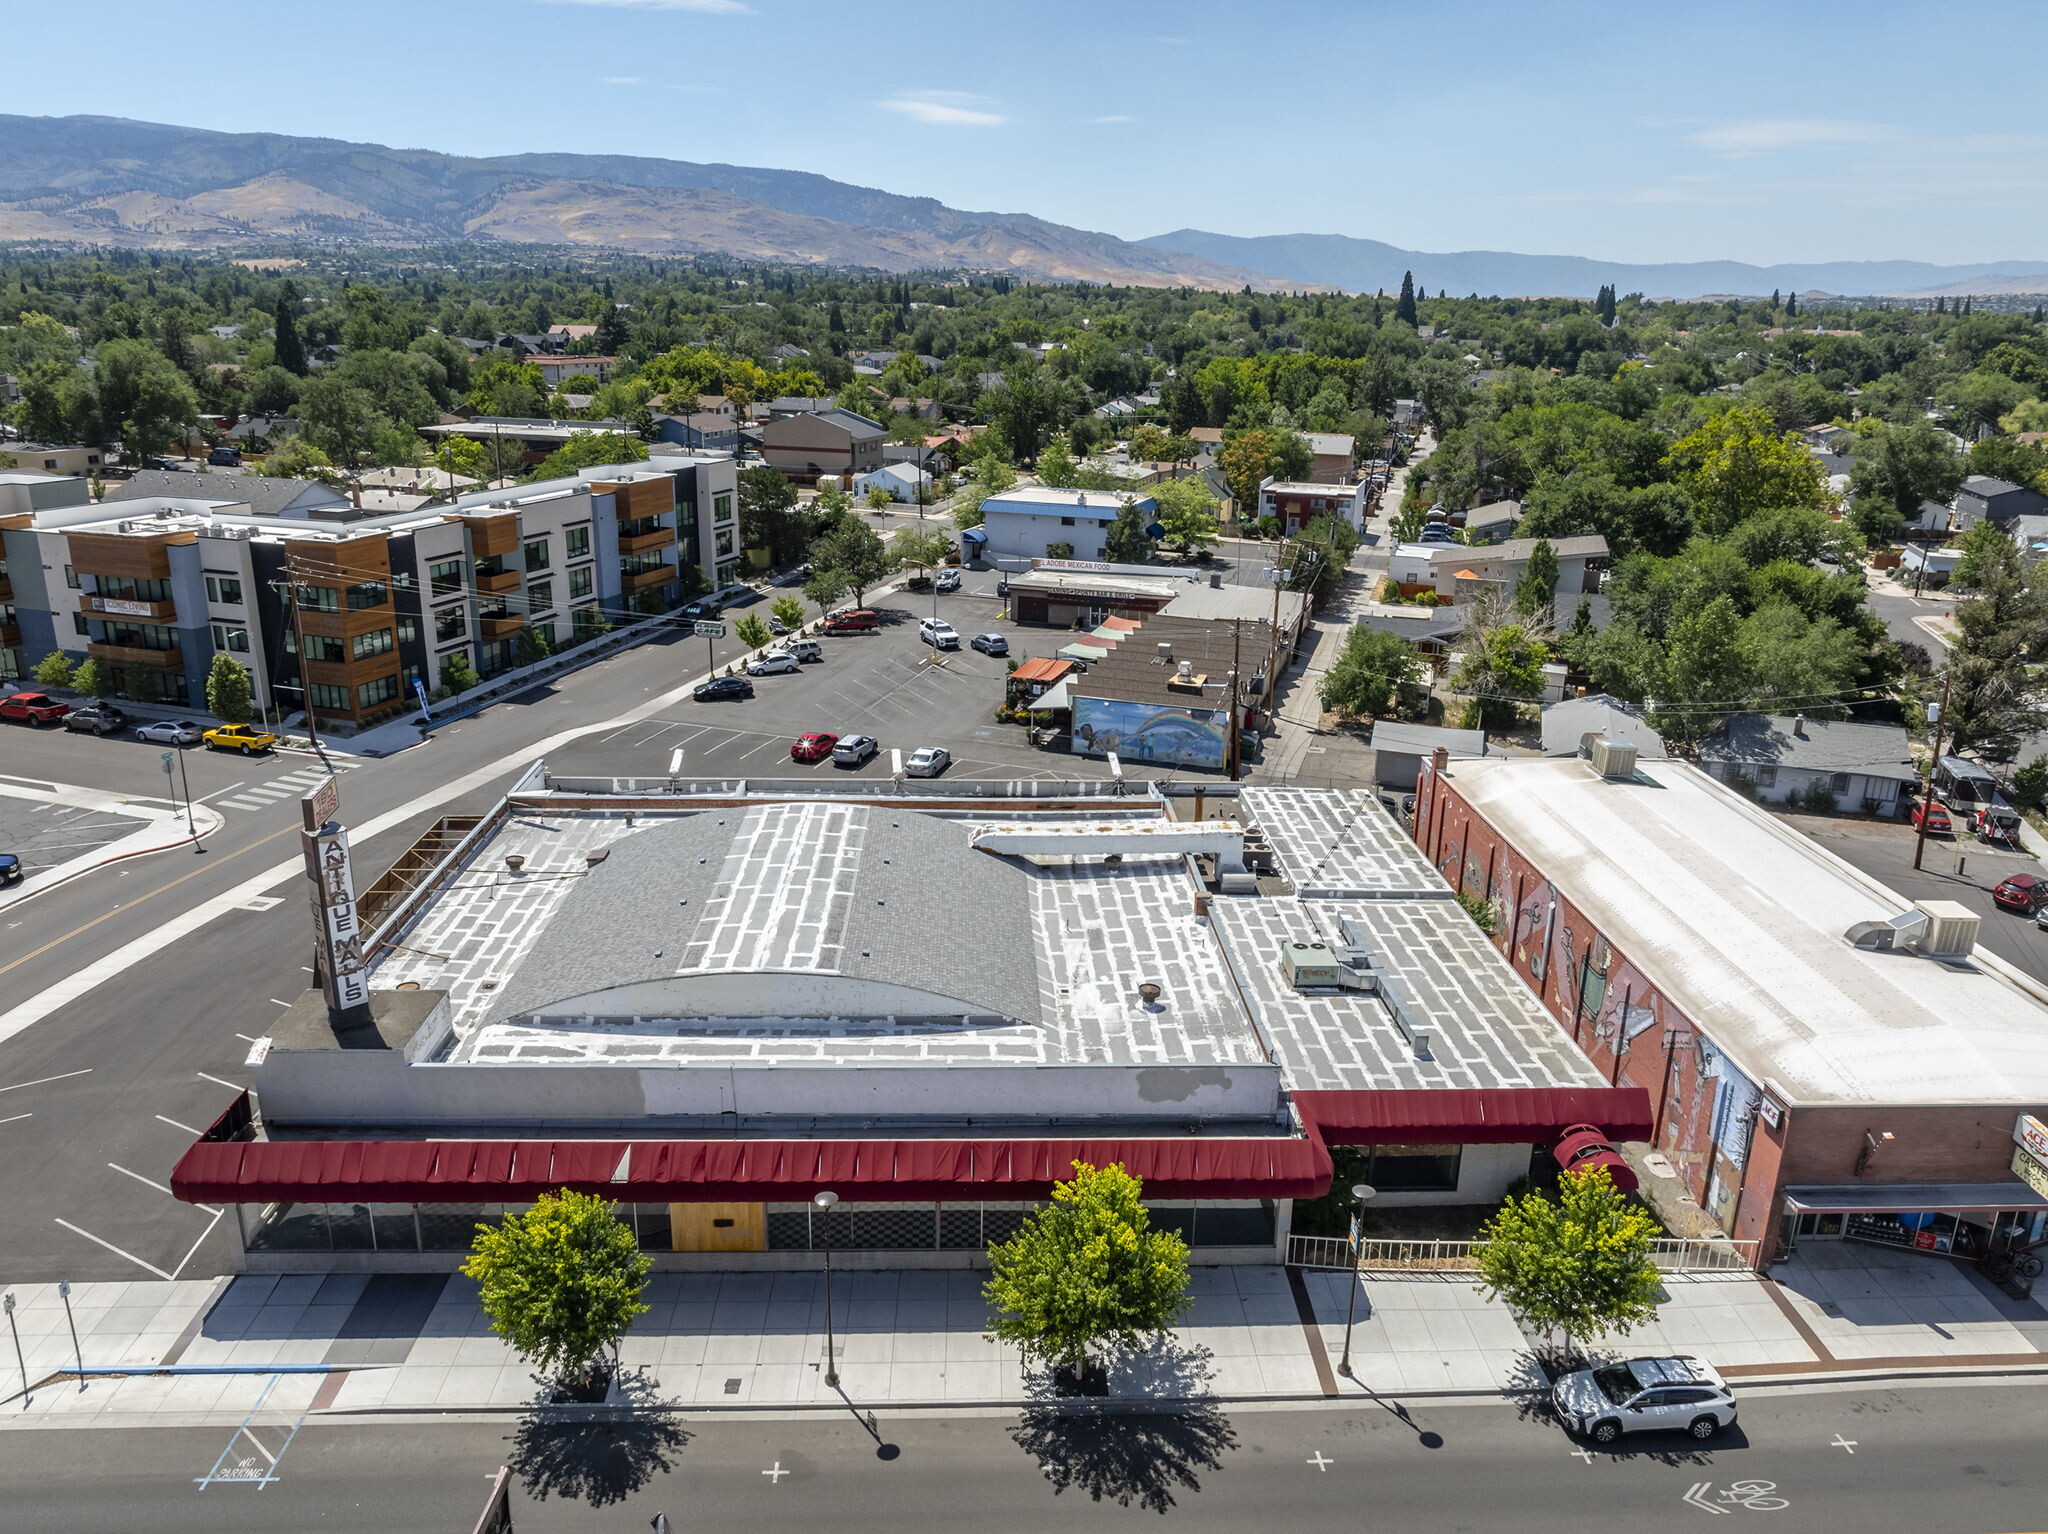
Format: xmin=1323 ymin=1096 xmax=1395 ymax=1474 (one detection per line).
xmin=693 ymin=676 xmax=755 ymax=702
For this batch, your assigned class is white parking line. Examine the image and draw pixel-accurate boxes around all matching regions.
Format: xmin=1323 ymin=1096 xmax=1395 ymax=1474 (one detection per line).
xmin=52 ymin=1218 xmax=171 ymax=1279
xmin=196 ymin=1072 xmax=242 ymax=1091
xmin=0 ymin=1068 xmax=91 ymax=1094
xmin=668 ymin=748 xmax=684 ymax=773
xmin=156 ymin=1114 xmax=202 ymax=1135
xmin=0 ymin=1113 xmax=30 ymax=1126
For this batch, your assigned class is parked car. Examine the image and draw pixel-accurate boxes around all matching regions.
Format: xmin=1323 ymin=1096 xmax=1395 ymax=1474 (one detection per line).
xmin=935 ymin=568 xmax=961 ymax=592
xmin=831 ymin=733 xmax=879 ymax=767
xmin=0 ymin=691 xmax=71 ymax=726
xmin=677 ymin=585 xmax=756 ymax=622
xmin=904 ymin=745 xmax=951 ymax=778
xmin=1551 ymin=1356 xmax=1737 ymax=1445
xmin=203 ymin=722 xmax=279 ymax=755
xmin=785 ymin=638 xmax=824 ymax=663
xmin=1910 ymin=800 xmax=1953 ymax=835
xmin=772 ymin=564 xmax=814 ymax=587
xmin=767 ymin=614 xmax=790 ymax=635
xmin=790 ymin=731 xmax=839 ymax=763
xmin=970 ymin=632 xmax=1009 ymax=657
xmin=0 ymin=852 xmax=20 ymax=887
xmin=745 ymin=651 xmax=801 ymax=677
xmin=822 ymin=609 xmax=879 ymax=634
xmin=918 ymin=619 xmax=960 ymax=649
xmin=135 ymin=719 xmax=203 ymax=746
xmin=1993 ymin=872 xmax=2046 ymax=914
xmin=207 ymin=446 xmax=242 ymax=467
xmin=62 ymin=703 xmax=129 ymax=736
xmin=693 ymin=676 xmax=755 ymax=702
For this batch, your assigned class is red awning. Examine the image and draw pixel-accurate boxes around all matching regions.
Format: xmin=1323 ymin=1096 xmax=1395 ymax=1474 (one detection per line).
xmin=1293 ymin=1086 xmax=1653 ymax=1146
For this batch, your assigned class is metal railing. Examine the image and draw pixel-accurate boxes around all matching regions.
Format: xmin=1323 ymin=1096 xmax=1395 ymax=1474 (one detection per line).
xmin=1286 ymin=1234 xmax=1760 ymax=1274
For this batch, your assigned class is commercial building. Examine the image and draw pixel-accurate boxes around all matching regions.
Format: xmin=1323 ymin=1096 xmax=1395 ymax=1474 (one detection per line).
xmin=975 ymin=487 xmax=1159 ymax=565
xmin=1413 ymin=751 xmax=2048 ymax=1268
xmin=758 ymin=408 xmax=886 ymax=485
xmin=170 ymin=777 xmax=1645 ymax=1271
xmin=0 ymin=455 xmax=736 ymax=719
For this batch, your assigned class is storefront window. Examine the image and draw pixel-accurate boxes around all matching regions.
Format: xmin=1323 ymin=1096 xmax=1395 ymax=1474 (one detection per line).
xmin=1360 ymin=1144 xmax=1463 ymax=1192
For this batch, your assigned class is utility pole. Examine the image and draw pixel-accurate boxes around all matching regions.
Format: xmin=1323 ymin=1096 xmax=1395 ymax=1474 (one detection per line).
xmin=274 ymin=575 xmax=322 ymax=755
xmin=1913 ymin=669 xmax=1952 ymax=872
xmin=1225 ymin=619 xmax=1244 ymax=781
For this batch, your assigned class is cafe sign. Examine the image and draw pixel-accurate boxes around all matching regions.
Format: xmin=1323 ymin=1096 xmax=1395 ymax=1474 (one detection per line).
xmin=2014 ymin=1113 xmax=2048 ymax=1163
xmin=2014 ymin=1146 xmax=2048 ymax=1201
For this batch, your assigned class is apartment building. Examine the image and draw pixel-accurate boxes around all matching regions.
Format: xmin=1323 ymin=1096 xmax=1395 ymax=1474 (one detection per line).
xmin=0 ymin=455 xmax=737 ymax=724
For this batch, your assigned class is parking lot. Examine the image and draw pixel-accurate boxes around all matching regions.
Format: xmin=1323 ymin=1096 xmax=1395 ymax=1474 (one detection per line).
xmin=0 ymin=784 xmax=150 ymax=875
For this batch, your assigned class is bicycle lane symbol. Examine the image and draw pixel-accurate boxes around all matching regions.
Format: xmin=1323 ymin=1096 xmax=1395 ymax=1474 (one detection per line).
xmin=1682 ymin=1480 xmax=1790 ymax=1514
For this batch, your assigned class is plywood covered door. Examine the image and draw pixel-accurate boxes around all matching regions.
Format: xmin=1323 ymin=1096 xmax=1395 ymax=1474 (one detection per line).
xmin=669 ymin=1202 xmax=766 ymax=1252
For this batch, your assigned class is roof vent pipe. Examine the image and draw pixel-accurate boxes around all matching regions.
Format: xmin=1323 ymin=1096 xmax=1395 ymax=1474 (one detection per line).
xmin=1431 ymin=745 xmax=1449 ymax=776
xmin=1793 ymin=713 xmax=1807 ymax=737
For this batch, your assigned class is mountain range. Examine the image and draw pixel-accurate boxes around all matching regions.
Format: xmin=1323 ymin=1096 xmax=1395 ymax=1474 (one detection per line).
xmin=4 ymin=114 xmax=2045 ymax=301
xmin=0 ymin=115 xmax=1306 ymax=292
xmin=1136 ymin=229 xmax=2048 ymax=301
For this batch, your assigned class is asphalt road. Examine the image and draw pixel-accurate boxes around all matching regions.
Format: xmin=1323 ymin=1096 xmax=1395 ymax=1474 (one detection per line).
xmin=0 ymin=1380 xmax=2039 ymax=1531
xmin=0 ymin=571 xmax=1191 ymax=1284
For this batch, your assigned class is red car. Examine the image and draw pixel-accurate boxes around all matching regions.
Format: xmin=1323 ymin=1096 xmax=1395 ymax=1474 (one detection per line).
xmin=1993 ymin=873 xmax=2046 ymax=914
xmin=821 ymin=609 xmax=879 ymax=634
xmin=1910 ymin=800 xmax=1953 ymax=835
xmin=790 ymin=732 xmax=839 ymax=763
xmin=0 ymin=691 xmax=70 ymax=726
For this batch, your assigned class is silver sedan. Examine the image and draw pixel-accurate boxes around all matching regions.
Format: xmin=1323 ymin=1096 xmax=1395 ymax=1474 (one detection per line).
xmin=135 ymin=720 xmax=204 ymax=746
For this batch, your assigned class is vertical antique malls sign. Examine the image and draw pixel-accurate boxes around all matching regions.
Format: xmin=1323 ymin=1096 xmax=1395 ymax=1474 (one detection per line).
xmin=301 ymin=776 xmax=372 ymax=1027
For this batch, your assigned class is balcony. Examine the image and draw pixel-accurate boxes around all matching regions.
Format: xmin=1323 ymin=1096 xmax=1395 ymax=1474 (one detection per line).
xmin=478 ymin=569 xmax=522 ymax=595
xmin=479 ymin=613 xmax=527 ymax=642
xmin=83 ymin=592 xmax=177 ymax=622
xmin=622 ymin=564 xmax=673 ymax=594
xmin=618 ymin=525 xmax=674 ymax=554
xmin=89 ymin=641 xmax=182 ymax=670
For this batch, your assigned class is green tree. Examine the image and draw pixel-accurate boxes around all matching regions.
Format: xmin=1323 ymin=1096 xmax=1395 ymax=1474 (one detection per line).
xmin=983 ymin=1162 xmax=1192 ymax=1380
xmin=264 ymin=436 xmax=339 ymax=484
xmin=243 ymin=364 xmax=301 ymax=417
xmin=95 ymin=339 xmax=201 ymax=463
xmin=2012 ymin=758 xmax=2048 ymax=813
xmin=432 ymin=435 xmax=491 ymax=487
xmin=802 ymin=567 xmax=852 ymax=611
xmin=1652 ymin=595 xmax=1747 ymax=744
xmin=811 ymin=518 xmax=889 ymax=604
xmin=1320 ymin=625 xmax=1426 ymax=720
xmin=296 ymin=376 xmax=384 ymax=468
xmin=1664 ymin=406 xmax=1826 ymax=535
xmin=1151 ymin=476 xmax=1220 ymax=554
xmin=1103 ymin=496 xmax=1156 ymax=564
xmin=1033 ymin=432 xmax=1082 ymax=489
xmin=70 ymin=657 xmax=112 ymax=700
xmin=1951 ymin=519 xmax=2017 ymax=592
xmin=1395 ymin=270 xmax=1418 ymax=327
xmin=1454 ymin=615 xmax=1551 ymax=730
xmin=204 ymin=653 xmax=253 ymax=724
xmin=770 ymin=594 xmax=807 ymax=631
xmin=525 ymin=432 xmax=647 ymax=482
xmin=1218 ymin=427 xmax=1312 ymax=509
xmin=31 ymin=651 xmax=75 ymax=689
xmin=1849 ymin=421 xmax=1965 ymax=543
xmin=732 ymin=613 xmax=772 ymax=649
xmin=439 ymin=652 xmax=479 ymax=694
xmin=887 ymin=525 xmax=952 ymax=579
xmin=1967 ymin=435 xmax=2048 ymax=494
xmin=1514 ymin=538 xmax=1559 ymax=617
xmin=273 ymin=281 xmax=308 ymax=376
xmin=1476 ymin=1167 xmax=1661 ymax=1359
xmin=738 ymin=466 xmax=802 ymax=562
xmin=464 ymin=1189 xmax=651 ymax=1392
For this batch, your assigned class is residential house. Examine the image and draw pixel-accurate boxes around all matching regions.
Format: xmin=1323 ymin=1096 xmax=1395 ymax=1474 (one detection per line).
xmin=2008 ymin=514 xmax=2048 ymax=564
xmin=1388 ymin=534 xmax=1608 ymax=603
xmin=1256 ymin=478 xmax=1370 ymax=534
xmin=4 ymin=442 xmax=107 ymax=477
xmin=851 ymin=462 xmax=932 ymax=504
xmin=531 ymin=356 xmax=619 ymax=387
xmin=224 ymin=414 xmax=299 ymax=446
xmin=1540 ymin=694 xmax=1667 ymax=760
xmin=1953 ymin=475 xmax=2048 ymax=531
xmin=758 ymin=409 xmax=887 ymax=485
xmin=975 ymin=487 xmax=1160 ymax=566
xmin=653 ymin=412 xmax=742 ymax=454
xmin=1303 ymin=432 xmax=1355 ymax=484
xmin=546 ymin=324 xmax=598 ymax=344
xmin=495 ymin=333 xmax=565 ymax=357
xmin=1460 ymin=499 xmax=1523 ymax=544
xmin=1371 ymin=722 xmax=1487 ymax=791
xmin=1699 ymin=712 xmax=1918 ymax=817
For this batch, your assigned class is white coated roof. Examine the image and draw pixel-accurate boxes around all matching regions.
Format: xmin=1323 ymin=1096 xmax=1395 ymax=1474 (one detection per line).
xmin=1444 ymin=757 xmax=2048 ymax=1107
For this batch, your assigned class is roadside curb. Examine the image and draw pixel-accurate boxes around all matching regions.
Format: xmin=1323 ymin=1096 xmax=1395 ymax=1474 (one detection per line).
xmin=0 ymin=807 xmax=221 ymax=913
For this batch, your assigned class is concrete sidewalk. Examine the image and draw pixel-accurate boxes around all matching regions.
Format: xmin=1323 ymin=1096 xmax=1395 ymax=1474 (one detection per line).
xmin=9 ymin=1244 xmax=2045 ymax=1428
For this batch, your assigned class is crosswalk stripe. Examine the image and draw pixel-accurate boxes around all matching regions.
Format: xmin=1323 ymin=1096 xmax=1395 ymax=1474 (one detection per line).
xmin=217 ymin=798 xmax=271 ymax=811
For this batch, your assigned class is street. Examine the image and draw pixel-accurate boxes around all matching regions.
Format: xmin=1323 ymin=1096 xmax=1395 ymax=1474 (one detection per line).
xmin=0 ymin=1379 xmax=2039 ymax=1531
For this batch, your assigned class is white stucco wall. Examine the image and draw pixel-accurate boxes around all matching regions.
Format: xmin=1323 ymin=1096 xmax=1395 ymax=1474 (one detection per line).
xmin=1365 ymin=1141 xmax=1531 ymax=1208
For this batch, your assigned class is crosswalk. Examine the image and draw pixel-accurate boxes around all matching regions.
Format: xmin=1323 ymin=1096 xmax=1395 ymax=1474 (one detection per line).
xmin=213 ymin=765 xmax=346 ymax=814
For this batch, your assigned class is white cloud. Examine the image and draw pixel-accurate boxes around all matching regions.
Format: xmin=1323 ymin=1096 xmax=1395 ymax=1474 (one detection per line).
xmin=878 ymin=92 xmax=1006 ymax=127
xmin=596 ymin=76 xmax=647 ymax=84
xmin=543 ymin=0 xmax=751 ymax=13
xmin=1687 ymin=118 xmax=1896 ymax=156
xmin=1091 ymin=114 xmax=1137 ymax=124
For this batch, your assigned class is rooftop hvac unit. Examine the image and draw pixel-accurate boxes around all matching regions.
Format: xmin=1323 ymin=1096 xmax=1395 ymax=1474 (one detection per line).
xmin=1156 ymin=641 xmax=1174 ymax=663
xmin=1279 ymin=940 xmax=1345 ymax=989
xmin=1913 ymin=900 xmax=1979 ymax=958
xmin=1589 ymin=735 xmax=1638 ymax=781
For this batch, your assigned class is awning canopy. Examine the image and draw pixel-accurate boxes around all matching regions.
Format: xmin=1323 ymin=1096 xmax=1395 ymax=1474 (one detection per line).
xmin=1294 ymin=1086 xmax=1654 ymax=1146
xmin=1027 ymin=678 xmax=1073 ymax=711
xmin=1059 ymin=642 xmax=1109 ymax=661
xmin=1782 ymin=1182 xmax=2048 ymax=1214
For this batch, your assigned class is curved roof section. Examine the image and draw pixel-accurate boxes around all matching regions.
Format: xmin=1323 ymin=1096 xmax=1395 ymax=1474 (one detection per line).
xmin=483 ymin=803 xmax=1040 ymax=1025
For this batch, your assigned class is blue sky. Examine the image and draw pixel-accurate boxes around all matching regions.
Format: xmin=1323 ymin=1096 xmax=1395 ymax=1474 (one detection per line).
xmin=12 ymin=0 xmax=2045 ymax=265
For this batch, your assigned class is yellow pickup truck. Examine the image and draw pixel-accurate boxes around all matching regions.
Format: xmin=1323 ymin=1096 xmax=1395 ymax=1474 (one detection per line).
xmin=202 ymin=722 xmax=280 ymax=755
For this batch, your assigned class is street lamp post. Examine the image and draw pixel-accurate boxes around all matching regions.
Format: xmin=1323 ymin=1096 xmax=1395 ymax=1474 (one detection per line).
xmin=57 ymin=1280 xmax=82 ymax=1390
xmin=3 ymin=1293 xmax=27 ymax=1407
xmin=814 ymin=1190 xmax=840 ymax=1388
xmin=1338 ymin=1184 xmax=1377 ymax=1379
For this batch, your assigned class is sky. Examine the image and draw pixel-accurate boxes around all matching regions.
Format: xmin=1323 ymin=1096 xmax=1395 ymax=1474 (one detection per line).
xmin=9 ymin=0 xmax=2047 ymax=267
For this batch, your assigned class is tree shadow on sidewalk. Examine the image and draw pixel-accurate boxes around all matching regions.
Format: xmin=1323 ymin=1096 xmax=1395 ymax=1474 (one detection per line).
xmin=504 ymin=1369 xmax=691 ymax=1508
xmin=1008 ymin=1339 xmax=1238 ymax=1513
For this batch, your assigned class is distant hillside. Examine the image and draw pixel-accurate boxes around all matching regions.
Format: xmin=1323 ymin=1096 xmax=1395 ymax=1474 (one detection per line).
xmin=1138 ymin=227 xmax=2048 ymax=301
xmin=0 ymin=114 xmax=1309 ymax=292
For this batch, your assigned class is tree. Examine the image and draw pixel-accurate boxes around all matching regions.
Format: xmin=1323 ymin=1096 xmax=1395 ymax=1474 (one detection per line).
xmin=2013 ymin=758 xmax=2048 ymax=813
xmin=1103 ymin=496 xmax=1156 ymax=564
xmin=1033 ymin=432 xmax=1082 ymax=489
xmin=1850 ymin=421 xmax=1965 ymax=543
xmin=1475 ymin=1166 xmax=1662 ymax=1359
xmin=95 ymin=339 xmax=201 ymax=463
xmin=770 ymin=595 xmax=807 ymax=631
xmin=738 ymin=466 xmax=803 ymax=563
xmin=1320 ymin=626 xmax=1426 ymax=720
xmin=71 ymin=657 xmax=112 ymax=700
xmin=264 ymin=437 xmax=339 ymax=484
xmin=273 ymin=282 xmax=308 ymax=376
xmin=1395 ymin=270 xmax=1418 ymax=327
xmin=732 ymin=613 xmax=771 ymax=649
xmin=802 ymin=567 xmax=851 ymax=611
xmin=887 ymin=526 xmax=952 ymax=579
xmin=1968 ymin=435 xmax=2048 ymax=494
xmin=1652 ymin=595 xmax=1747 ymax=744
xmin=432 ymin=435 xmax=491 ymax=487
xmin=1951 ymin=518 xmax=2017 ymax=592
xmin=205 ymin=653 xmax=254 ymax=725
xmin=1664 ymin=406 xmax=1826 ymax=535
xmin=525 ymin=432 xmax=647 ymax=482
xmin=1514 ymin=538 xmax=1559 ymax=617
xmin=296 ymin=376 xmax=384 ymax=468
xmin=244 ymin=364 xmax=301 ymax=417
xmin=464 ymin=1189 xmax=651 ymax=1393
xmin=1151 ymin=476 xmax=1220 ymax=554
xmin=1453 ymin=614 xmax=1551 ymax=730
xmin=983 ymin=1161 xmax=1191 ymax=1383
xmin=31 ymin=652 xmax=75 ymax=689
xmin=439 ymin=652 xmax=479 ymax=694
xmin=1218 ymin=427 xmax=1312 ymax=509
xmin=811 ymin=519 xmax=889 ymax=604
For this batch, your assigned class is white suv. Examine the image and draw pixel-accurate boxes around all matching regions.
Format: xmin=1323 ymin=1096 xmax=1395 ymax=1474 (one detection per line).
xmin=1551 ymin=1356 xmax=1737 ymax=1444
xmin=918 ymin=619 xmax=960 ymax=649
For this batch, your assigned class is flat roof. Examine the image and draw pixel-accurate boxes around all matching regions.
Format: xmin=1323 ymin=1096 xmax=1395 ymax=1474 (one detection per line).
xmin=1241 ymin=786 xmax=1449 ymax=900
xmin=1212 ymin=897 xmax=1609 ymax=1093
xmin=1158 ymin=583 xmax=1308 ymax=628
xmin=1444 ymin=757 xmax=2048 ymax=1107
